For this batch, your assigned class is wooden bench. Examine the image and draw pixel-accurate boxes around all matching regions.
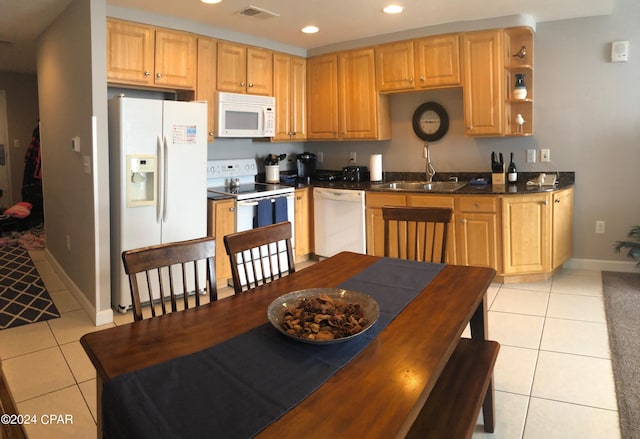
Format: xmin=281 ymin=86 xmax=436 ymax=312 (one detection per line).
xmin=407 ymin=338 xmax=500 ymax=439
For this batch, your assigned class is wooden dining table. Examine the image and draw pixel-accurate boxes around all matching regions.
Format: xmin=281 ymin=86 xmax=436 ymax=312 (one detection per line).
xmin=81 ymin=251 xmax=497 ymax=439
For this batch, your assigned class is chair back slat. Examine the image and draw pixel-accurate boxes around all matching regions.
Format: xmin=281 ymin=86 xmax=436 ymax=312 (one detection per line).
xmin=122 ymin=237 xmax=217 ymax=321
xmin=224 ymin=222 xmax=296 ymax=294
xmin=382 ymin=206 xmax=452 ymax=263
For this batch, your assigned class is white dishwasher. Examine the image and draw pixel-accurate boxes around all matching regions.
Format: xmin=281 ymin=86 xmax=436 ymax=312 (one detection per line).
xmin=313 ymin=187 xmax=366 ymax=258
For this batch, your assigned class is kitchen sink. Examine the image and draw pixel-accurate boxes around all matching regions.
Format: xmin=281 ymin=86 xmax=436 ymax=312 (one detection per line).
xmin=372 ymin=181 xmax=467 ymax=192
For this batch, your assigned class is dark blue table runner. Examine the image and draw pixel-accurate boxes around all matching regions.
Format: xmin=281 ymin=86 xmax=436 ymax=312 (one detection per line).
xmin=102 ymin=258 xmax=444 ymax=439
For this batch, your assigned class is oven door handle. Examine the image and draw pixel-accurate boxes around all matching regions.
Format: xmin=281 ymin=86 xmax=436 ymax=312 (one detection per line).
xmin=237 ymin=194 xmax=294 ymax=207
xmin=237 ymin=200 xmax=259 ymax=207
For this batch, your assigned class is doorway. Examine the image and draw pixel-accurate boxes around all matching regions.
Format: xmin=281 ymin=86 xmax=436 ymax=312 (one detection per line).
xmin=0 ymin=90 xmax=13 ymax=209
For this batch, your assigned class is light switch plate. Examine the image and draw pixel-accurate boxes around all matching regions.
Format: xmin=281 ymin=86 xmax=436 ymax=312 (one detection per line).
xmin=527 ymin=149 xmax=536 ymax=163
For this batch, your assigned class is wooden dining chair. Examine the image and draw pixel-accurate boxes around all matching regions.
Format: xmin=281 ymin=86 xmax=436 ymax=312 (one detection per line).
xmin=122 ymin=237 xmax=217 ymax=321
xmin=223 ymin=221 xmax=295 ymax=294
xmin=382 ymin=206 xmax=453 ymax=263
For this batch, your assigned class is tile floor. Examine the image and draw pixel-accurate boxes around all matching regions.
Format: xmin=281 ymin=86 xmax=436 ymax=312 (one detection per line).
xmin=0 ymin=250 xmax=620 ymax=438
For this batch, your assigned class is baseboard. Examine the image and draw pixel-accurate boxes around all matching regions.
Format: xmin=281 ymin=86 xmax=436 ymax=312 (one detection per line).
xmin=43 ymin=249 xmax=114 ymax=326
xmin=564 ymin=258 xmax=639 ymax=273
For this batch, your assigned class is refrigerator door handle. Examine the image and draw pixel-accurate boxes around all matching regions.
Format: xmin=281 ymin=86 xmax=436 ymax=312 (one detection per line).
xmin=162 ymin=136 xmax=169 ymax=222
xmin=156 ymin=135 xmax=164 ymax=223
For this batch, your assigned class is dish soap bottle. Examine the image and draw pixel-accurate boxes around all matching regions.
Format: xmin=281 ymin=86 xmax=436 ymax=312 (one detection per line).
xmin=507 ymin=153 xmax=518 ymax=183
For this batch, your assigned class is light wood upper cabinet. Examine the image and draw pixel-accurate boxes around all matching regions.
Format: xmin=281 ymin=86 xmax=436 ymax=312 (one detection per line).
xmin=462 ymin=29 xmax=504 ymax=136
xmin=375 ymin=40 xmax=416 ymax=92
xmin=194 ymin=37 xmax=217 ymax=142
xmin=375 ymin=34 xmax=460 ymax=93
xmin=307 ymin=49 xmax=390 ymax=141
xmin=217 ymin=42 xmax=273 ymax=95
xmin=307 ymin=54 xmax=339 ymax=140
xmin=339 ymin=48 xmax=388 ymax=140
xmin=504 ymin=27 xmax=534 ymax=136
xmin=107 ymin=20 xmax=154 ymax=86
xmin=107 ymin=19 xmax=196 ymax=90
xmin=273 ymin=54 xmax=306 ymax=141
xmin=415 ymin=34 xmax=461 ymax=88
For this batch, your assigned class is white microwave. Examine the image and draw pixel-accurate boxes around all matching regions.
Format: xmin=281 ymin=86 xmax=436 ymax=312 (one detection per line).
xmin=215 ymin=92 xmax=276 ymax=138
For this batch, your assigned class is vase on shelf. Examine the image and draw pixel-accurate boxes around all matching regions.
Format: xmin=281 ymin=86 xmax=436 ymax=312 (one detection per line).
xmin=513 ymin=73 xmax=527 ymax=100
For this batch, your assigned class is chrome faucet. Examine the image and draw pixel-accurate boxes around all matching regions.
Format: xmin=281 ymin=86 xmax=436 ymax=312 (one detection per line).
xmin=424 ymin=143 xmax=435 ymax=182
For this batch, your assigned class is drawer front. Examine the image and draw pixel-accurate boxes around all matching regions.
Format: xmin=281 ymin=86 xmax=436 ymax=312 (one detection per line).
xmin=456 ymin=196 xmax=497 ymax=212
xmin=366 ymin=192 xmax=407 ymax=208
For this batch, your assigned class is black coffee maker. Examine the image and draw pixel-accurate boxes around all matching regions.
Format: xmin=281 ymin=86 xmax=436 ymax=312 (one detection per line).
xmin=296 ymin=152 xmax=317 ymax=183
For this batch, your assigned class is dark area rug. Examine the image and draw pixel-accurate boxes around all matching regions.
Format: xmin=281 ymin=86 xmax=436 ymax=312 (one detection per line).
xmin=0 ymin=246 xmax=59 ymax=330
xmin=602 ymin=271 xmax=640 ymax=439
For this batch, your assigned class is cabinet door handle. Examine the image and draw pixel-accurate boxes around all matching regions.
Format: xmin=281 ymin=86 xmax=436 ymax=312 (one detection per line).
xmin=248 ymin=83 xmax=254 ymax=87
xmin=144 ymin=70 xmax=151 ymax=77
xmin=229 ymin=207 xmax=235 ymax=212
xmin=543 ymin=200 xmax=549 ymax=205
xmin=555 ymin=199 xmax=561 ymax=204
xmin=240 ymin=82 xmax=246 ymax=87
xmin=420 ymin=76 xmax=425 ymax=82
xmin=156 ymin=72 xmax=162 ymax=79
xmin=409 ymin=77 xmax=414 ymax=83
xmin=460 ymin=219 xmax=467 ymax=223
xmin=209 ymin=131 xmax=214 ymax=137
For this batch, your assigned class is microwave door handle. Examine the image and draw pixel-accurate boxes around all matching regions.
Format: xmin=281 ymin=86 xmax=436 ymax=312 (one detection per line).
xmin=156 ymin=136 xmax=164 ymax=223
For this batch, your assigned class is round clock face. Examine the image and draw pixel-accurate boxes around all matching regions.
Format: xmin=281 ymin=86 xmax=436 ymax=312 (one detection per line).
xmin=412 ymin=102 xmax=449 ymax=142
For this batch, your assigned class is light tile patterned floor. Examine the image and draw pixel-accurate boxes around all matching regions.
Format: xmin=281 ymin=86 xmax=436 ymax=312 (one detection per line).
xmin=0 ymin=251 xmax=620 ymax=438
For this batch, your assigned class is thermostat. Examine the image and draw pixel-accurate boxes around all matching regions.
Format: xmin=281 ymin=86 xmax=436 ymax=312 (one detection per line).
xmin=611 ymin=41 xmax=629 ymax=63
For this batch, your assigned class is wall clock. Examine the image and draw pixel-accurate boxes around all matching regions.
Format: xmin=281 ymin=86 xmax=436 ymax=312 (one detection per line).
xmin=412 ymin=102 xmax=449 ymax=142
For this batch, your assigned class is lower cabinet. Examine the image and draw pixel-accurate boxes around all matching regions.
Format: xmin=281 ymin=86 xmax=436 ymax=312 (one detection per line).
xmin=364 ymin=188 xmax=573 ymax=282
xmin=365 ymin=193 xmax=407 ymax=257
xmin=406 ymin=195 xmax=456 ymax=264
xmin=501 ymin=193 xmax=551 ymax=275
xmin=552 ymin=188 xmax=574 ymax=269
xmin=207 ymin=199 xmax=235 ymax=287
xmin=455 ymin=197 xmax=500 ymax=271
xmin=294 ymin=188 xmax=313 ymax=259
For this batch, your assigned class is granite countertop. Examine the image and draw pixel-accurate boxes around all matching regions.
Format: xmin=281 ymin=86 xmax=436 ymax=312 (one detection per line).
xmin=208 ymin=172 xmax=574 ymax=200
xmin=290 ymin=171 xmax=575 ymax=195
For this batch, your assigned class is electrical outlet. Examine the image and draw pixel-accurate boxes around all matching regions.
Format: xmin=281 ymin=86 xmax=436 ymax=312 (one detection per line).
xmin=595 ymin=220 xmax=606 ymax=234
xmin=66 ymin=235 xmax=71 ymax=250
xmin=527 ymin=149 xmax=537 ymax=163
xmin=318 ymin=151 xmax=324 ymax=164
xmin=349 ymin=152 xmax=357 ymax=163
xmin=540 ymin=149 xmax=551 ymax=162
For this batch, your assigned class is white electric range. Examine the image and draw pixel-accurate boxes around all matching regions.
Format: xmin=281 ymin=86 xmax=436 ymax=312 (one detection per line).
xmin=207 ymin=158 xmax=295 ymax=241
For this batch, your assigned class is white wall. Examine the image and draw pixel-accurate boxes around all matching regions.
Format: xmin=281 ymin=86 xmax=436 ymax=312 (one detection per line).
xmin=37 ymin=0 xmax=112 ymax=323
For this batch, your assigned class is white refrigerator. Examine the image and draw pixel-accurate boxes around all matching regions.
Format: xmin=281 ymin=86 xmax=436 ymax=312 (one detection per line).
xmin=109 ymin=96 xmax=208 ymax=312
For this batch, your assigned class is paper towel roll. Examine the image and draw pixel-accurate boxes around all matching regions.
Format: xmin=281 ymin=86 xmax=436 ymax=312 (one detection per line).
xmin=370 ymin=154 xmax=383 ymax=182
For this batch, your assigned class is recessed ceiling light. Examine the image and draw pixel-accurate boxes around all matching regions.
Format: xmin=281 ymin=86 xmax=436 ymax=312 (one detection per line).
xmin=201 ymin=0 xmax=222 ymax=4
xmin=301 ymin=25 xmax=319 ymax=34
xmin=383 ymin=5 xmax=404 ymax=14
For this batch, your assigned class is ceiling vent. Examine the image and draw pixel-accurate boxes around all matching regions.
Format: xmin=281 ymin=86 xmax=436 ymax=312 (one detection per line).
xmin=237 ymin=5 xmax=279 ymax=19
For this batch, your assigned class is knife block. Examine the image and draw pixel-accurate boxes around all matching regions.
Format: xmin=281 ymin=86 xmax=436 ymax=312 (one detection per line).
xmin=491 ymin=173 xmax=505 ymax=185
